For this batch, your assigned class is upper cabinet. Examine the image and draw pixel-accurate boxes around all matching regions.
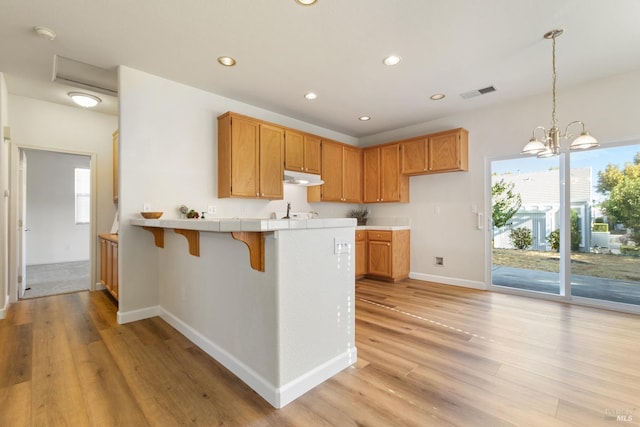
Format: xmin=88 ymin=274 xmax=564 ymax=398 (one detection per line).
xmin=363 ymin=144 xmax=409 ymax=203
xmin=401 ymin=128 xmax=469 ymax=175
xmin=310 ymin=140 xmax=361 ymax=203
xmin=218 ymin=112 xmax=284 ymax=199
xmin=284 ymin=130 xmax=321 ymax=174
xmin=217 ymin=111 xmax=468 ymax=204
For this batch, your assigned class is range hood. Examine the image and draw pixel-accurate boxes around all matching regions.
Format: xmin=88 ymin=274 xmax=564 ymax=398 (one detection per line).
xmin=283 ymin=170 xmax=324 ymax=187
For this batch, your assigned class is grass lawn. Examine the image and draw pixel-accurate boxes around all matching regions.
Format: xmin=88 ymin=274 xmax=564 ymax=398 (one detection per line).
xmin=492 ymin=248 xmax=640 ymax=282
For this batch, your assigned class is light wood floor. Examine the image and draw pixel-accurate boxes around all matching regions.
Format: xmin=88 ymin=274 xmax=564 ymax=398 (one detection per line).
xmin=1 ymin=278 xmax=639 ymax=426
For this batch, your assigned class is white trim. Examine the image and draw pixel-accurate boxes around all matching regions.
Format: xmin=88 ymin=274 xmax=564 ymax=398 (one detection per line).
xmin=0 ymin=294 xmax=9 ymax=319
xmin=409 ymin=272 xmax=487 ymax=290
xmin=116 ymin=305 xmax=161 ymax=324
xmin=160 ymin=307 xmax=356 ymax=408
xmin=277 ymin=348 xmax=357 ymax=408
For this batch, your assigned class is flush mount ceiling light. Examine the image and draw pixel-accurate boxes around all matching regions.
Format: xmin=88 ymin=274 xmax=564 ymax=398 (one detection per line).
xmin=304 ymin=92 xmax=317 ymax=100
xmin=522 ymin=29 xmax=598 ymax=158
xmin=383 ymin=55 xmax=401 ymax=66
xmin=358 ymin=116 xmax=371 ymax=121
xmin=294 ymin=0 xmax=317 ymax=5
xmin=68 ymin=92 xmax=101 ymax=108
xmin=34 ymin=26 xmax=56 ymax=40
xmin=217 ymin=56 xmax=236 ymax=66
xmin=430 ymin=93 xmax=445 ymax=100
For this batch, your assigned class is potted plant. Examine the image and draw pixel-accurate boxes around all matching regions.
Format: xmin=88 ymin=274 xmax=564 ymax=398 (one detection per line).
xmin=348 ymin=206 xmax=369 ymax=226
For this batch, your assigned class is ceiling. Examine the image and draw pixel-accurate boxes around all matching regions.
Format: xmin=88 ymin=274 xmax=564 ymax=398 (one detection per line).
xmin=2 ymin=0 xmax=640 ymax=138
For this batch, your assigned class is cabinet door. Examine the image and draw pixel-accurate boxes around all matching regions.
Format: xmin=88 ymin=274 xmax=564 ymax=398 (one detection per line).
xmin=355 ymin=231 xmax=367 ymax=277
xmin=428 ymin=130 xmax=467 ymax=172
xmin=368 ymin=240 xmax=392 ymax=278
xmin=362 ymin=148 xmax=380 ymax=203
xmin=342 ymin=145 xmax=362 ymax=203
xmin=284 ymin=130 xmax=304 ymax=172
xmin=380 ymin=144 xmax=401 ymax=202
xmin=100 ymin=238 xmax=108 ymax=285
xmin=259 ymin=124 xmax=284 ymax=199
xmin=401 ymin=138 xmax=427 ymax=174
xmin=112 ymin=130 xmax=119 ymax=202
xmin=320 ymin=141 xmax=344 ymax=202
xmin=304 ymin=134 xmax=321 ymax=174
xmin=231 ymin=116 xmax=260 ymax=197
xmin=111 ymin=241 xmax=119 ymax=299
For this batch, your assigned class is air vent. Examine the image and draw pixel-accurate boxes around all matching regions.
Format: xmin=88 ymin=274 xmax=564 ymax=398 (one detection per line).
xmin=52 ymin=55 xmax=118 ymax=97
xmin=460 ymin=85 xmax=497 ymax=99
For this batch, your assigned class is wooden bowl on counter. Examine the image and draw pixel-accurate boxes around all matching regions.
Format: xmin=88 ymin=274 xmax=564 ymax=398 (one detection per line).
xmin=140 ymin=211 xmax=163 ymax=219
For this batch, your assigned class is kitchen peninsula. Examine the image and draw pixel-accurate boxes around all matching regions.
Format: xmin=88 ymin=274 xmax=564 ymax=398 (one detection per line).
xmin=130 ymin=217 xmax=357 ymax=408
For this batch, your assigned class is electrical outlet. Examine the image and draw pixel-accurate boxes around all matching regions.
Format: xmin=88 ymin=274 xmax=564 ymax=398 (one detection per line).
xmin=143 ymin=203 xmax=151 ymax=212
xmin=434 ymin=257 xmax=444 ymax=266
xmin=208 ymin=206 xmax=216 ymax=214
xmin=334 ymin=238 xmax=351 ymax=254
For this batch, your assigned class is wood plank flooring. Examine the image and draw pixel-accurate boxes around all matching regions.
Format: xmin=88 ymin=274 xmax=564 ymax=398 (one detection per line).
xmin=1 ymin=278 xmax=640 ymax=426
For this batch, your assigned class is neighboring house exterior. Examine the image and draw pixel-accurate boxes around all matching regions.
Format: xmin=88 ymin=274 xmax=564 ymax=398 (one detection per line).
xmin=493 ymin=167 xmax=593 ymax=251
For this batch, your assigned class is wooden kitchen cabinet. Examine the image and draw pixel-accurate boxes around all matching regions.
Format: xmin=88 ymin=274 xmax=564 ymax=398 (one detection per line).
xmin=310 ymin=140 xmax=361 ymax=203
xmin=284 ymin=130 xmax=321 ymax=174
xmin=365 ymin=229 xmax=410 ymax=282
xmin=401 ymin=128 xmax=469 ymax=175
xmin=355 ymin=229 xmax=367 ymax=278
xmin=363 ymin=144 xmax=409 ymax=203
xmin=99 ymin=234 xmax=118 ymax=300
xmin=218 ymin=112 xmax=284 ymax=199
xmin=112 ymin=130 xmax=118 ymax=203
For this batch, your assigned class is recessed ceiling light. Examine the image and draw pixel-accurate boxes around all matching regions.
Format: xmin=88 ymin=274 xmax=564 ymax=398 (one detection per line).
xmin=383 ymin=55 xmax=401 ymax=66
xmin=295 ymin=0 xmax=317 ymax=5
xmin=359 ymin=116 xmax=371 ymax=121
xmin=304 ymin=92 xmax=317 ymax=100
xmin=68 ymin=92 xmax=101 ymax=108
xmin=217 ymin=56 xmax=236 ymax=66
xmin=34 ymin=26 xmax=56 ymax=40
xmin=430 ymin=93 xmax=446 ymax=100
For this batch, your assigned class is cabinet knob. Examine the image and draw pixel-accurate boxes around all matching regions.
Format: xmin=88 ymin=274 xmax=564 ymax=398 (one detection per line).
xmin=387 ymin=243 xmax=390 ymax=246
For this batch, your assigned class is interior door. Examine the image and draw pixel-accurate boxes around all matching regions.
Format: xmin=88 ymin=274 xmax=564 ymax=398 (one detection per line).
xmin=17 ymin=149 xmax=27 ymax=297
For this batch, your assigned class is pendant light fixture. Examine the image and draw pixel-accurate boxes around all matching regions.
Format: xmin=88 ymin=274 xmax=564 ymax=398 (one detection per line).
xmin=521 ymin=29 xmax=598 ymax=157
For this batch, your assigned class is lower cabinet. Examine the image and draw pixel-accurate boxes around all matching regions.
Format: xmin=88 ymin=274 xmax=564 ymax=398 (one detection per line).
xmin=99 ymin=234 xmax=119 ymax=300
xmin=355 ymin=229 xmax=410 ymax=282
xmin=355 ymin=230 xmax=367 ymax=278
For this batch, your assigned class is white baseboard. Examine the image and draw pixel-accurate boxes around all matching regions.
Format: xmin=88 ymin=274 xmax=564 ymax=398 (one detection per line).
xmin=277 ymin=347 xmax=357 ymax=408
xmin=160 ymin=307 xmax=356 ymax=408
xmin=117 ymin=305 xmax=161 ymax=324
xmin=409 ymin=272 xmax=487 ymax=290
xmin=0 ymin=294 xmax=8 ymax=319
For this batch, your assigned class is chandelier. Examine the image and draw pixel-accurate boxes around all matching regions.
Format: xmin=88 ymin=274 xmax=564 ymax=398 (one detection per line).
xmin=521 ymin=29 xmax=598 ymax=158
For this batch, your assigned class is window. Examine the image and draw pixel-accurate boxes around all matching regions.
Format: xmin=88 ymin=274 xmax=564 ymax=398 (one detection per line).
xmin=75 ymin=168 xmax=90 ymax=224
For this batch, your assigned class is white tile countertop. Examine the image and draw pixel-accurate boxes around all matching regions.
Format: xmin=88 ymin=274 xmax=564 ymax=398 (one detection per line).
xmin=130 ymin=217 xmax=357 ymax=232
xmin=356 ymin=225 xmax=410 ymax=231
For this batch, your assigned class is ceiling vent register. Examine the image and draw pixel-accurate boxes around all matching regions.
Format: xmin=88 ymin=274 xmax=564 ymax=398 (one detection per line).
xmin=460 ymin=85 xmax=497 ymax=99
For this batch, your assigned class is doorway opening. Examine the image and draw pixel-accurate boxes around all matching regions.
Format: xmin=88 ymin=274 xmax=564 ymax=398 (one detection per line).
xmin=19 ymin=148 xmax=93 ymax=299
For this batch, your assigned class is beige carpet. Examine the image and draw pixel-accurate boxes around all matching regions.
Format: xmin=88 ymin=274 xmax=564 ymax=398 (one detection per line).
xmin=22 ymin=261 xmax=90 ymax=299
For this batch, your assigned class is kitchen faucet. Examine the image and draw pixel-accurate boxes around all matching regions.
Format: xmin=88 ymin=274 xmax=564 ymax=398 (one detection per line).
xmin=284 ymin=202 xmax=291 ymax=219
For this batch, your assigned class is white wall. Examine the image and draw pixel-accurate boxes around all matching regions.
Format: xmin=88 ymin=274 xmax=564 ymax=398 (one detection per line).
xmin=117 ymin=66 xmax=360 ymax=315
xmin=0 ymin=73 xmax=9 ymax=317
xmin=360 ymin=70 xmax=640 ymax=288
xmin=25 ymin=149 xmax=91 ymax=265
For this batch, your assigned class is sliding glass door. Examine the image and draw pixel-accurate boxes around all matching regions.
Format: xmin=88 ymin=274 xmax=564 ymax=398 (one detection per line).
xmin=491 ymin=142 xmax=640 ymax=309
xmin=491 ymin=156 xmax=561 ymax=296
xmin=569 ymin=144 xmax=640 ymax=306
